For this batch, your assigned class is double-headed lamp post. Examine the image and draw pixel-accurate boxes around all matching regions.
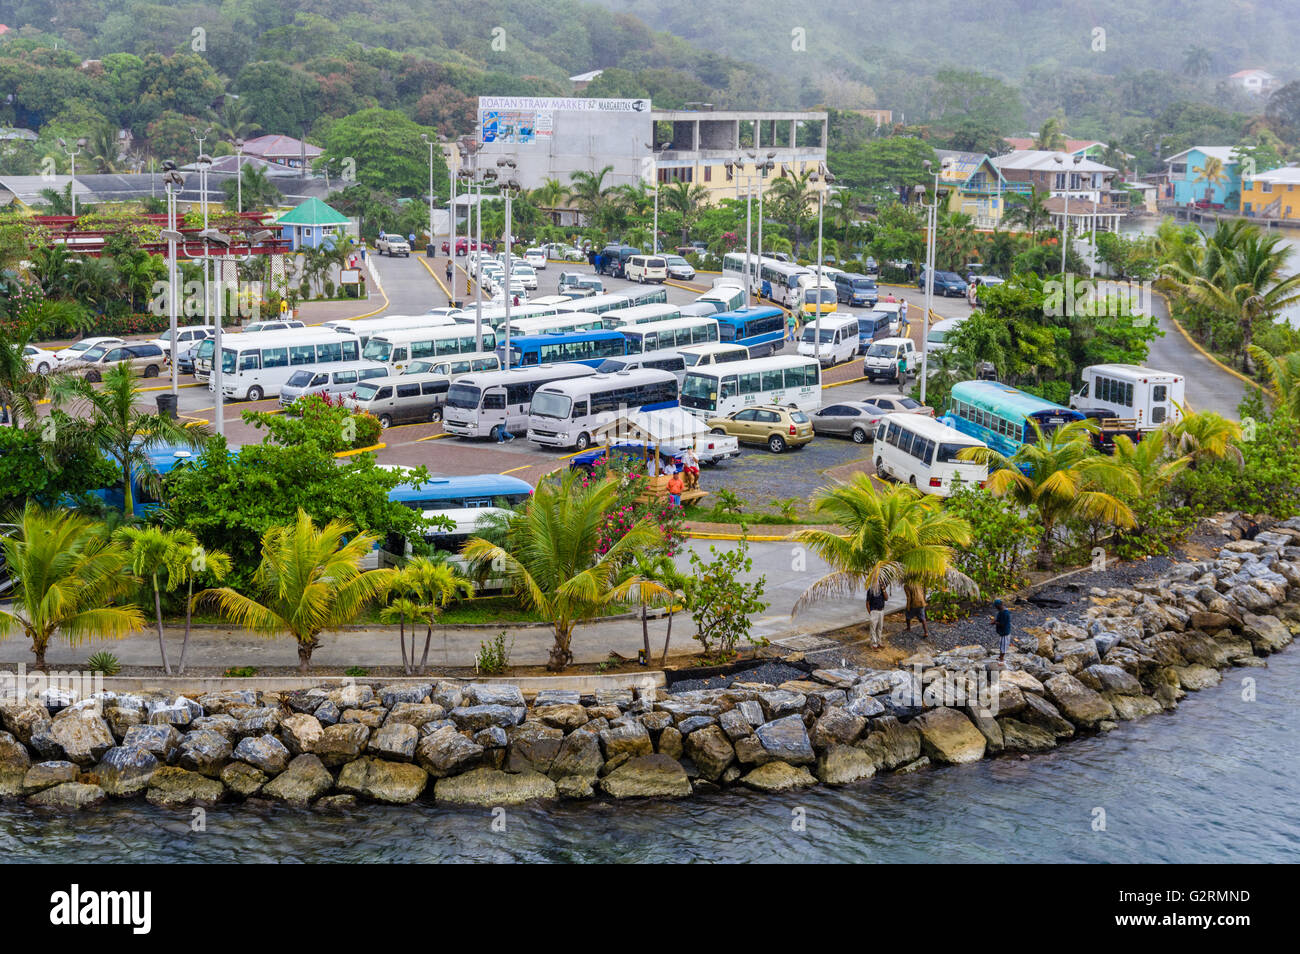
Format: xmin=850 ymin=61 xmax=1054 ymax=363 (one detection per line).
xmin=808 ymin=163 xmax=836 ymax=365
xmin=915 ymin=158 xmax=946 ymax=405
xmin=162 ymin=162 xmax=185 ymax=395
xmin=234 ymin=137 xmax=245 ymax=213
xmin=420 ymin=133 xmax=441 ymax=292
xmin=496 ymin=157 xmax=521 ymax=364
xmin=644 ymin=141 xmax=671 ymax=253
xmin=57 ymin=137 xmax=86 ymax=214
xmin=1054 ymin=152 xmax=1082 ymax=274
xmin=750 ymin=150 xmax=776 ymax=278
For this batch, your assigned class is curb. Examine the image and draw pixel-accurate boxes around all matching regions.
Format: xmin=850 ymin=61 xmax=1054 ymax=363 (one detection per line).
xmin=76 ymin=671 xmax=667 ymax=693
xmin=301 ymin=256 xmax=389 ymax=326
xmin=683 ymin=530 xmax=794 ymax=542
xmin=334 ymin=442 xmax=385 ymax=458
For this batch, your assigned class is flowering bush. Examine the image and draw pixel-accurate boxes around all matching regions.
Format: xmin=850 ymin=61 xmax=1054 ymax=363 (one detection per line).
xmin=577 ymin=454 xmax=685 ymax=557
xmin=245 ymin=393 xmax=382 ymax=451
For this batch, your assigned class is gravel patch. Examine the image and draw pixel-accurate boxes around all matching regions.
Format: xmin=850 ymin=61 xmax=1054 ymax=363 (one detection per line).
xmin=669 ymin=661 xmax=808 ymax=693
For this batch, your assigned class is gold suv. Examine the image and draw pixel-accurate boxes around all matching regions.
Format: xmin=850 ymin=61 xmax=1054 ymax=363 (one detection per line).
xmin=65 ymin=342 xmax=167 ymax=382
xmin=706 ymin=404 xmax=815 ymax=454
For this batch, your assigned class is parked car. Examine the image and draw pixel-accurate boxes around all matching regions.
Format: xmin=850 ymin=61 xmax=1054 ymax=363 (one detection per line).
xmin=55 ymin=336 xmax=124 ymax=363
xmin=23 ymin=345 xmax=59 ymax=374
xmin=442 ymin=238 xmax=484 ymax=255
xmin=624 ymin=255 xmax=668 ymax=283
xmin=512 ymin=264 xmax=539 ymax=290
xmin=150 ymin=325 xmax=211 ymax=356
xmin=809 ymin=401 xmax=886 ymax=444
xmin=862 ymin=257 xmax=880 ymax=277
xmin=706 ymin=404 xmax=814 ymax=454
xmin=278 ymin=362 xmax=390 ymax=408
xmin=558 ymin=272 xmax=603 ymax=297
xmin=344 ymin=372 xmax=451 ymax=427
xmin=569 ymin=443 xmax=685 ymax=475
xmin=662 ymin=254 xmax=696 ymax=281
xmin=66 ymin=342 xmax=167 ymax=381
xmin=868 ymin=395 xmax=934 ymax=417
xmin=597 ymin=245 xmax=639 ymax=278
xmin=243 ymin=319 xmax=305 ymax=334
xmin=377 ymin=233 xmax=411 ymax=257
xmin=524 ymin=248 xmax=547 ymax=270
xmin=174 ymin=339 xmax=206 ymax=376
xmin=917 ymin=268 xmax=968 ymax=297
xmin=833 ymin=272 xmax=879 ymax=308
xmin=863 ymin=337 xmax=918 ymax=382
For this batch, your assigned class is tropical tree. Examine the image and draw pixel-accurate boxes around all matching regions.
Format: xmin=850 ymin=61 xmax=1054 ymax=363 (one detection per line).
xmin=382 ymin=556 xmax=473 ymax=673
xmin=200 ymin=509 xmax=395 ymax=673
xmin=1191 ymin=155 xmax=1229 ymax=204
xmin=569 ymin=165 xmax=615 ymax=229
xmin=1004 ymin=185 xmax=1051 ymax=238
xmin=1182 ymin=45 xmax=1214 ymax=77
xmin=0 ymin=504 xmax=144 ymax=670
xmin=86 ymin=123 xmax=122 ymax=174
xmin=116 ymin=525 xmax=186 ymax=674
xmin=67 ymin=364 xmax=210 ymax=518
xmin=768 ymin=168 xmax=817 ymax=253
xmin=1110 ymin=430 xmax=1192 ymax=538
xmin=1249 ymin=345 xmax=1300 ymax=419
xmin=461 ymin=471 xmax=670 ymax=671
xmin=791 ymin=477 xmax=975 ymax=615
xmin=1033 ymin=117 xmax=1068 ymax=152
xmin=222 ymin=162 xmax=280 ymax=212
xmin=1167 ymin=406 xmax=1244 ymax=469
xmin=170 ymin=530 xmax=231 ymax=675
xmin=531 ymin=178 xmax=569 ymax=218
xmin=662 ymin=180 xmax=709 ymax=244
xmin=960 ymin=419 xmax=1137 ymax=568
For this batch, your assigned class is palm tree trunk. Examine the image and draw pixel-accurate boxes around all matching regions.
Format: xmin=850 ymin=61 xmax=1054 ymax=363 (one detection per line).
xmin=178 ymin=579 xmax=194 ymax=675
xmin=153 ymin=573 xmax=171 ymax=675
xmin=547 ymin=622 xmax=573 ymax=671
xmin=33 ymin=638 xmax=47 ymax=672
xmin=660 ymin=609 xmax=674 ymax=666
xmin=398 ymin=617 xmax=409 ymax=674
xmin=1036 ymin=523 xmax=1055 ymax=570
xmin=641 ymin=604 xmax=650 ymax=662
xmin=297 ymin=637 xmax=316 ymax=674
xmin=419 ymin=623 xmax=433 ymax=672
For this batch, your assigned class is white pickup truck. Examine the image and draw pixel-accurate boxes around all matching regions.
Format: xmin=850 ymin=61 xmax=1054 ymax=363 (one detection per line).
xmin=376 ymin=233 xmax=411 ymax=257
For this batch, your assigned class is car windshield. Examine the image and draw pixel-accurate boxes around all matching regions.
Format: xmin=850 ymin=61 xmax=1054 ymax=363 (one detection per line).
xmin=531 ymin=391 xmax=572 ymax=419
xmin=285 ymin=370 xmax=315 ymax=387
xmin=67 ymin=341 xmax=98 ymax=353
xmin=801 ymin=326 xmax=837 ymax=343
xmin=896 ymin=398 xmax=921 ymax=409
xmin=363 ymin=340 xmax=392 ymax=361
xmin=928 ymin=329 xmax=949 ymax=343
xmin=852 ymin=279 xmax=875 ymax=289
xmin=803 ymin=288 xmax=836 ymax=304
xmin=403 ymin=361 xmax=436 ymax=374
xmin=82 ymin=347 xmax=106 ymax=361
xmin=664 ymin=256 xmax=687 ymax=266
xmin=681 ymin=352 xmax=704 ymax=367
xmin=936 ymin=272 xmax=962 ymax=282
xmin=867 ymin=343 xmax=897 ymax=358
xmin=447 ymin=384 xmax=481 ymax=409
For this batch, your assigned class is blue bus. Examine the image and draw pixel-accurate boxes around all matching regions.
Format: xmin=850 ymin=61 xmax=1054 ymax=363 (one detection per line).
xmin=499 ymin=330 xmax=627 ymax=368
xmin=713 ymin=306 xmax=787 ymax=358
xmin=943 ymin=381 xmax=1086 ymax=456
xmin=86 ymin=442 xmax=226 ymax=514
xmin=386 ymin=473 xmax=533 ymax=553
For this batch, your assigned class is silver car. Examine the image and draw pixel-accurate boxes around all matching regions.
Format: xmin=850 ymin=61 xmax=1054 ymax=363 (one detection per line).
xmin=809 ymin=401 xmax=887 ymax=444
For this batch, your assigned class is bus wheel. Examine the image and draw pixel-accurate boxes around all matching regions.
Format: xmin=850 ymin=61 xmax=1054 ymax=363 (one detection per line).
xmin=909 ymin=475 xmax=917 ymax=487
xmin=851 ymin=427 xmax=867 ymax=444
xmin=430 ymin=408 xmax=443 ymax=423
xmin=246 ymin=386 xmax=264 ymax=402
xmin=768 ymin=435 xmax=787 ymax=454
xmin=575 ymin=432 xmax=591 ymax=450
xmin=379 ymin=414 xmax=392 ymax=429
xmin=875 ymin=457 xmax=887 ymax=478
xmin=86 ymin=371 xmax=101 ymax=383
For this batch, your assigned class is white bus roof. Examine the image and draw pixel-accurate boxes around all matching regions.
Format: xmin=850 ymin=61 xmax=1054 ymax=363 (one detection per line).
xmin=678 ymin=342 xmax=747 ymax=355
xmin=327 ymin=313 xmax=459 ymax=333
xmin=612 ymin=303 xmax=680 ymax=322
xmin=684 ymin=354 xmax=819 ymax=377
xmin=368 ymin=325 xmax=492 ymax=345
xmin=616 ymin=316 xmax=718 ymax=335
xmin=222 ymin=327 xmax=346 ymax=349
xmin=803 ymin=313 xmax=858 ymax=329
xmin=533 ymin=368 xmax=677 ymax=397
xmin=509 ymin=312 xmax=601 ymax=330
xmin=1083 ymin=364 xmax=1183 ymax=381
xmin=882 ymin=412 xmax=985 ymax=445
xmin=453 ymin=364 xmax=594 ymax=388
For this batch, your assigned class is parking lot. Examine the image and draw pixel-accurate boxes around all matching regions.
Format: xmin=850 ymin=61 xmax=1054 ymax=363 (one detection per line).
xmin=34 ymin=250 xmax=973 ymax=507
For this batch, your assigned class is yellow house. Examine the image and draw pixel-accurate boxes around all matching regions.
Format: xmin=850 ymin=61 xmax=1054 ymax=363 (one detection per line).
xmin=933 ymin=150 xmax=1023 ymax=229
xmin=1241 ymin=166 xmax=1300 ymax=221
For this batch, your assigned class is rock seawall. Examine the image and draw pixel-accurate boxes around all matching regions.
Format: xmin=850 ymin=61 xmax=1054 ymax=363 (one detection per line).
xmin=3 ymin=528 xmax=1300 ymax=811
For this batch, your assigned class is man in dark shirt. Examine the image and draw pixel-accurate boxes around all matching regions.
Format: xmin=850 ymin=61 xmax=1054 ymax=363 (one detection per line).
xmin=992 ymin=598 xmax=1012 ymax=662
xmin=867 ymin=584 xmax=888 ymax=648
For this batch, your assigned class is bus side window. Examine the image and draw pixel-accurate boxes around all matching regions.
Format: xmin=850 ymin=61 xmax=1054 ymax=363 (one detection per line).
xmin=240 ymin=353 xmax=260 ymax=371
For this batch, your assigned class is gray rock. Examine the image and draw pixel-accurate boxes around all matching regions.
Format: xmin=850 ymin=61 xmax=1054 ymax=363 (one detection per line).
xmin=464 ymin=684 xmax=526 ymax=708
xmin=810 ymin=707 xmax=866 ymax=748
xmin=340 ymin=708 xmax=384 ymax=729
xmin=30 ymin=714 xmax=115 ymax=766
xmin=682 ymin=724 xmax=735 ymax=782
xmin=27 ymin=781 xmax=106 ymax=810
xmin=845 ymin=695 xmax=886 ymax=719
xmin=599 ymin=720 xmax=653 ymax=759
xmin=330 ymin=683 xmax=373 ymax=709
xmin=1105 ymin=692 xmax=1164 ymax=721
xmin=548 ymin=730 xmax=603 ymax=782
xmin=735 ymin=700 xmax=765 ymax=726
xmin=911 ymin=707 xmax=987 ymax=764
xmin=146 ymin=766 xmax=225 ymax=807
xmin=1084 ymin=664 xmax=1144 ymax=696
xmin=656 ymin=726 xmax=684 ymax=760
xmin=314 ymin=701 xmax=341 ymax=726
xmin=337 ymin=757 xmax=429 ymax=804
xmin=533 ymin=704 xmax=589 ymax=730
xmin=1242 ymin=614 xmax=1292 ymax=652
xmin=189 ymin=714 xmax=239 ymax=741
xmin=416 ymin=726 xmax=484 ymax=778
xmin=261 ymin=754 xmax=333 ymax=806
xmin=1044 ymin=673 xmax=1117 ymax=728
xmin=740 ymin=761 xmax=818 ymax=792
xmin=1172 ymin=664 xmax=1222 ymax=690
xmin=95 ymin=747 xmax=158 ymax=797
xmin=196 ymin=689 xmax=258 ymax=715
xmin=811 ymin=668 xmax=858 ymax=688
xmin=177 ymin=728 xmax=233 ymax=778
xmin=719 ymin=709 xmax=751 ymax=742
xmin=654 ymin=699 xmax=722 ymax=723
xmin=997 ymin=718 xmax=1058 ymax=752
xmin=234 ymin=707 xmax=280 ymax=739
xmin=534 ymin=690 xmax=581 ymax=707
xmin=232 ymin=735 xmax=290 ymax=775
xmin=435 ymin=767 xmax=556 ymax=805
xmin=753 ymin=715 xmax=816 ymax=765
xmin=963 ymin=706 xmax=1004 ymax=755
xmin=379 ymin=685 xmax=432 ymax=709
xmin=506 ymin=724 xmax=564 ymax=775
xmin=855 ymin=716 xmax=921 ymax=770
xmin=121 ymin=724 xmax=182 ymax=759
xmin=103 ymin=706 xmax=144 ymax=740
xmin=757 ymin=690 xmax=806 ymax=721
xmin=220 ymin=761 xmax=268 ymax=797
xmin=815 ymin=744 xmax=877 ymax=785
xmin=676 ymin=715 xmax=718 ymax=735
xmin=449 ymin=704 xmax=524 ymax=731
xmin=368 ymin=722 xmax=419 ymax=762
xmin=599 ymin=754 xmax=692 ymax=799
xmin=278 ymin=713 xmax=324 ymax=755
xmin=22 ymin=760 xmax=79 ymax=794
xmin=312 ymin=723 xmax=370 ymax=767
xmin=0 ymin=730 xmax=33 ymax=796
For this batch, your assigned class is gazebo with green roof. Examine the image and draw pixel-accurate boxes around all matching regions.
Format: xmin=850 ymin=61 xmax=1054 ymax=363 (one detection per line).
xmin=276 ymin=197 xmax=352 ymax=251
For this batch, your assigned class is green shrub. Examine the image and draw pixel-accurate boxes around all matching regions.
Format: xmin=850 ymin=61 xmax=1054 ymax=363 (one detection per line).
xmin=85 ymin=651 xmax=122 ymax=676
xmin=224 ymin=666 xmax=258 ymax=677
xmin=475 ymin=631 xmax=513 ymax=674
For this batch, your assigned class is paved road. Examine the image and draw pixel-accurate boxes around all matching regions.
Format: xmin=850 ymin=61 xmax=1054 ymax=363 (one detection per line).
xmin=1146 ymin=294 xmax=1245 ymax=418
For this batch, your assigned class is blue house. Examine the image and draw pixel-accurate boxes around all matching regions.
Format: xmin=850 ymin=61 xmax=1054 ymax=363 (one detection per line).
xmin=1163 ymin=147 xmax=1241 ymax=210
xmin=275 ymin=197 xmax=352 ymax=251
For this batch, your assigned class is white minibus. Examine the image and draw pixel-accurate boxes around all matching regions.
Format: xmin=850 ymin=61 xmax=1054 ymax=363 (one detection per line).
xmin=526 ymin=369 xmax=680 ymax=449
xmin=443 ymin=365 xmax=595 ymax=440
xmin=362 ymin=325 xmax=498 ymax=373
xmin=208 ymin=328 xmax=364 ymax=400
xmin=325 ymin=313 xmax=460 ymax=347
xmin=506 ymin=312 xmax=604 ymax=337
xmin=798 ymin=314 xmax=860 ymax=366
xmin=625 ymin=255 xmax=668 ymax=283
xmin=679 ymin=355 xmax=821 ymax=419
xmin=1069 ymin=364 xmax=1186 ymax=430
xmin=401 ymin=351 xmax=500 ymax=380
xmin=599 ymin=303 xmax=681 ymax=330
xmin=873 ymin=413 xmax=987 ymax=497
xmin=679 ymin=342 xmax=751 ymax=367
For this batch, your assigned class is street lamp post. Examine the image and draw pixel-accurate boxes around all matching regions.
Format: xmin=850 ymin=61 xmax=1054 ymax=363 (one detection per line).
xmin=808 ymin=164 xmax=835 ymax=366
xmin=192 ymin=125 xmax=213 ymax=324
xmin=914 ymin=159 xmax=945 ymax=404
xmin=750 ymin=150 xmax=776 ymax=301
xmin=57 ymin=137 xmax=86 ymax=215
xmin=497 ymin=158 xmax=520 ymax=366
xmin=234 ymin=138 xmax=244 ymax=213
xmin=645 ymin=141 xmax=671 ymax=254
xmin=1054 ymin=153 xmax=1082 ymax=274
xmin=162 ymin=163 xmax=184 ymax=395
xmin=421 ymin=133 xmax=443 ymax=298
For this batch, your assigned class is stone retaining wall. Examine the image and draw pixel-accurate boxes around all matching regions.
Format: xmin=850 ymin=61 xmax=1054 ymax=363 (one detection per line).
xmin=3 ymin=524 xmax=1299 ymax=811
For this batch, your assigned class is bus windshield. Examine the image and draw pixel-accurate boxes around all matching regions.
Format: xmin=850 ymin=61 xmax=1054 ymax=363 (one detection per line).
xmin=680 ymin=374 xmax=716 ymax=404
xmin=363 ymin=340 xmax=392 ymax=361
xmin=220 ymin=349 xmax=236 ymax=374
xmin=447 ymin=384 xmax=481 ymax=409
xmin=804 ymin=288 xmax=836 ymax=304
xmin=531 ymin=391 xmax=572 ymax=420
xmin=935 ymin=442 xmax=981 ymax=464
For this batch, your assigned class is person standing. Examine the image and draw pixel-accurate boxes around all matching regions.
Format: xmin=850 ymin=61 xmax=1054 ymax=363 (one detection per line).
xmin=867 ymin=582 xmax=888 ymax=648
xmin=445 ymin=260 xmax=453 ymax=285
xmin=992 ymin=598 xmax=1012 ymax=662
xmin=667 ymin=471 xmax=684 ymax=507
xmin=898 ymin=296 xmax=909 ymax=333
xmin=896 ymin=352 xmax=908 ymax=394
xmin=903 ymin=580 xmax=929 ymax=639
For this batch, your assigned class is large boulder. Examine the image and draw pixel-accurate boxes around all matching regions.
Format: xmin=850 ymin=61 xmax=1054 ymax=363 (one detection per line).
xmin=505 ymin=724 xmax=564 ymax=775
xmin=757 ymin=690 xmax=806 ymax=721
xmin=30 ymin=714 xmax=115 ymax=766
xmin=533 ymin=704 xmax=589 ymax=730
xmin=1018 ymin=693 xmax=1076 ymax=738
xmin=234 ymin=707 xmax=280 ymax=739
xmin=95 ymin=746 xmax=158 ymax=797
xmin=1084 ymin=664 xmax=1144 ymax=696
xmin=368 ymin=722 xmax=419 ymax=762
xmin=232 ymin=735 xmax=290 ymax=775
xmin=121 ymin=724 xmax=182 ymax=759
xmin=997 ymin=718 xmax=1058 ymax=752
xmin=682 ymin=725 xmax=735 ymax=782
xmin=1044 ymin=674 xmax=1116 ymax=728
xmin=0 ymin=701 xmax=51 ymax=746
xmin=1242 ymin=614 xmax=1292 ymax=652
xmin=1172 ymin=664 xmax=1222 ymax=690
xmin=856 ymin=716 xmax=922 ymax=771
xmin=27 ymin=781 xmax=107 ymax=810
xmin=752 ymin=715 xmax=815 ymax=766
xmin=599 ymin=754 xmax=692 ymax=799
xmin=449 ymin=705 xmax=523 ymax=732
xmin=547 ymin=731 xmax=603 ymax=783
xmin=740 ymin=761 xmax=818 ymax=792
xmin=176 ymin=728 xmax=233 ymax=778
xmin=911 ymin=707 xmax=987 ymax=764
xmin=22 ymin=760 xmax=79 ymax=794
xmin=0 ymin=730 xmax=32 ymax=796
xmin=815 ymin=744 xmax=877 ymax=785
xmin=810 ymin=707 xmax=866 ymax=748
xmin=416 ymin=726 xmax=484 ymax=778
xmin=1105 ymin=692 xmax=1164 ymax=721
xmin=262 ymin=754 xmax=334 ymax=806
xmin=312 ymin=723 xmax=370 ymax=767
xmin=464 ymin=684 xmax=526 ymax=708
xmin=383 ymin=703 xmax=446 ymax=730
xmin=220 ymin=761 xmax=268 ymax=798
xmin=278 ymin=713 xmax=324 ymax=755
xmin=146 ymin=766 xmax=224 ymax=807
xmin=337 ymin=757 xmax=429 ymax=804
xmin=434 ymin=767 xmax=556 ymax=805
xmin=599 ymin=720 xmax=653 ymax=760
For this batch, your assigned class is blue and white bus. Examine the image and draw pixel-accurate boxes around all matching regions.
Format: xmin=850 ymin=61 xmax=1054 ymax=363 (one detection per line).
xmin=944 ymin=381 xmax=1086 ymax=456
xmin=386 ymin=473 xmax=533 ymax=552
xmin=600 ymin=303 xmax=681 ymax=329
xmin=501 ymin=330 xmax=627 ymax=368
xmin=713 ymin=306 xmax=787 ymax=358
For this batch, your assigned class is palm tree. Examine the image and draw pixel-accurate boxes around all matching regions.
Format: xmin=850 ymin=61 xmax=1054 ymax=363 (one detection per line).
xmin=66 ymin=364 xmax=210 ymax=518
xmin=768 ymin=169 xmax=817 ymax=253
xmin=532 ymin=178 xmax=569 ymax=222
xmin=619 ymin=553 xmax=688 ymax=666
xmin=569 ymin=165 xmax=615 ymax=227
xmin=168 ymin=529 xmax=231 ymax=675
xmin=0 ymin=298 xmax=89 ymax=427
xmin=662 ymin=181 xmax=709 ymax=244
xmin=214 ymin=97 xmax=261 ymax=143
xmin=1249 ymin=345 xmax=1300 ymax=419
xmin=0 ymin=504 xmax=144 ymax=670
xmin=1191 ymin=156 xmax=1229 ymax=204
xmin=222 ymin=162 xmax=280 ymax=212
xmin=1183 ymin=45 xmax=1214 ymax=77
xmin=382 ymin=556 xmax=472 ymax=673
xmin=792 ymin=477 xmax=975 ymax=616
xmin=1034 ymin=117 xmax=1067 ymax=152
xmin=1167 ymin=406 xmax=1244 ymax=469
xmin=1004 ymin=185 xmax=1051 ymax=238
xmin=38 ymin=183 xmax=75 ymax=215
xmin=200 ymin=509 xmax=395 ymax=673
xmin=960 ymin=419 xmax=1137 ymax=568
xmin=86 ymin=123 xmax=122 ymax=174
xmin=1110 ymin=430 xmax=1191 ymax=536
xmin=461 ymin=471 xmax=670 ymax=671
xmin=116 ymin=526 xmax=193 ymax=674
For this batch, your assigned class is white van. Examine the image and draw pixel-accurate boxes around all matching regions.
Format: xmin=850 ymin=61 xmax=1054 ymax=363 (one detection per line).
xmin=278 ymin=361 xmax=390 ymax=408
xmin=625 ymin=255 xmax=669 ymax=284
xmin=798 ymin=314 xmax=859 ymax=367
xmin=874 ymin=413 xmax=987 ymax=497
xmin=679 ymin=342 xmax=750 ymax=368
xmin=926 ymin=316 xmax=967 ymax=355
xmin=596 ymin=353 xmax=689 ymax=383
xmin=864 ymin=337 xmax=918 ymax=382
xmin=1070 ymin=364 xmax=1185 ymax=430
xmin=344 ymin=372 xmax=452 ymax=427
xmin=401 ymin=351 xmax=501 ymax=380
